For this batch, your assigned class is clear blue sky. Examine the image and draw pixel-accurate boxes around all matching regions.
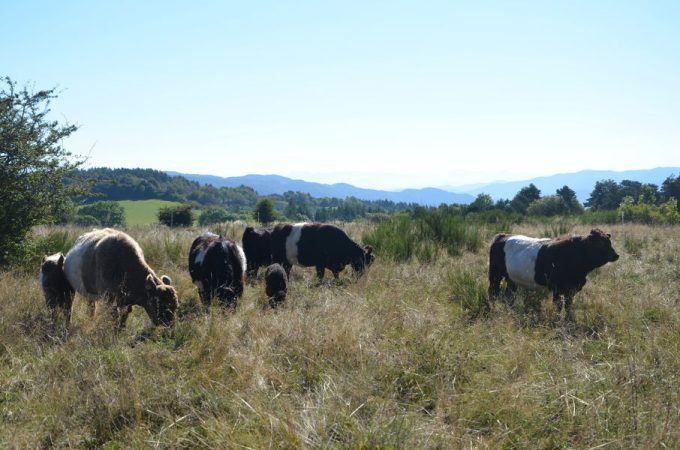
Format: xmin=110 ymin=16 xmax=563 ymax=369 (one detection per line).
xmin=3 ymin=1 xmax=679 ymax=190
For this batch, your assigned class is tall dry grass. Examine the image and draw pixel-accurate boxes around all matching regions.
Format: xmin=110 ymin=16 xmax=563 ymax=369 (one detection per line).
xmin=1 ymin=222 xmax=679 ymax=448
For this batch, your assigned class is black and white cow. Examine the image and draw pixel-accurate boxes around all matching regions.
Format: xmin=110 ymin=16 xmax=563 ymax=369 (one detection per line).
xmin=488 ymin=228 xmax=619 ymax=320
xmin=189 ymin=232 xmax=247 ymax=308
xmin=270 ymin=222 xmax=374 ymax=280
xmin=242 ymin=226 xmax=273 ymax=279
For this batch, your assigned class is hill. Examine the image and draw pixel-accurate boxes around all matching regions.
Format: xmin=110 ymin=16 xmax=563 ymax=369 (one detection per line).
xmin=167 ymin=172 xmax=475 ymax=206
xmin=450 ymin=167 xmax=680 ymax=202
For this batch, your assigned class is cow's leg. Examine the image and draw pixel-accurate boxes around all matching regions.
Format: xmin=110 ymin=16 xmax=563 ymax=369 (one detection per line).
xmin=284 ymin=263 xmax=293 ymax=280
xmin=504 ymin=279 xmax=517 ymax=306
xmin=488 ymin=270 xmax=503 ymax=300
xmin=552 ymin=290 xmax=563 ymax=317
xmin=62 ymin=291 xmax=75 ymax=328
xmin=564 ymin=294 xmax=575 ymax=322
xmin=117 ymin=305 xmax=132 ymax=330
xmin=86 ymin=298 xmax=96 ymax=318
xmin=332 ymin=271 xmax=340 ymax=279
xmin=316 ymin=265 xmax=325 ymax=281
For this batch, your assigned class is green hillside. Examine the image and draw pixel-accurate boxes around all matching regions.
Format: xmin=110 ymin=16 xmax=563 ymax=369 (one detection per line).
xmin=117 ymin=199 xmax=183 ymax=226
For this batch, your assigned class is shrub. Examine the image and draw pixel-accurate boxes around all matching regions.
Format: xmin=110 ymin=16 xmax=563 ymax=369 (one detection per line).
xmin=198 ymin=207 xmax=235 ymax=226
xmin=158 ymin=204 xmax=193 ymax=227
xmin=77 ymin=201 xmax=125 ymax=227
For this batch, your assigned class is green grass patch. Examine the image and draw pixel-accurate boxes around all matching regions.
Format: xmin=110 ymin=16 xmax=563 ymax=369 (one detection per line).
xmin=117 ymin=200 xmax=183 ymax=226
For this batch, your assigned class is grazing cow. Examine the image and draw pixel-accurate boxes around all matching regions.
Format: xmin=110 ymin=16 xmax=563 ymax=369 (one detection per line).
xmin=39 ymin=253 xmax=76 ymax=325
xmin=63 ymin=228 xmax=178 ymax=328
xmin=271 ymin=222 xmax=375 ymax=280
xmin=189 ymin=232 xmax=246 ymax=308
xmin=488 ymin=228 xmax=619 ymax=320
xmin=242 ymin=226 xmax=272 ymax=279
xmin=265 ymin=263 xmax=288 ymax=307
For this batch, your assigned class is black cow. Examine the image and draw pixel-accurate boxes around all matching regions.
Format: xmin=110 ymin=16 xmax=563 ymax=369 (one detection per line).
xmin=270 ymin=222 xmax=374 ymax=280
xmin=242 ymin=226 xmax=273 ymax=279
xmin=40 ymin=253 xmax=76 ymax=325
xmin=189 ymin=232 xmax=247 ymax=308
xmin=488 ymin=228 xmax=619 ymax=320
xmin=265 ymin=263 xmax=288 ymax=307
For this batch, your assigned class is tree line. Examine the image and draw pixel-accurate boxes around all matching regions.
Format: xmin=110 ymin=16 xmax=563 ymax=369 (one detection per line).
xmin=2 ymin=75 xmax=679 ymax=265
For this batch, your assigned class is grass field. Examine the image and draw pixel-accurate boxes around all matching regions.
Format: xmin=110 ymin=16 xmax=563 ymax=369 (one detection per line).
xmin=117 ymin=200 xmax=184 ymax=226
xmin=1 ymin=222 xmax=679 ymax=448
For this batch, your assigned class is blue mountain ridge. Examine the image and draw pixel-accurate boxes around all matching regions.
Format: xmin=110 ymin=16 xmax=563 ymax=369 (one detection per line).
xmin=167 ymin=167 xmax=680 ymax=206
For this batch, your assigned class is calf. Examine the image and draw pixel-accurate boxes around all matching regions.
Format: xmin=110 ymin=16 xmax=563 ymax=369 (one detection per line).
xmin=39 ymin=253 xmax=76 ymax=325
xmin=271 ymin=222 xmax=375 ymax=280
xmin=488 ymin=228 xmax=619 ymax=320
xmin=242 ymin=226 xmax=272 ymax=279
xmin=265 ymin=263 xmax=288 ymax=307
xmin=63 ymin=228 xmax=178 ymax=329
xmin=189 ymin=232 xmax=246 ymax=308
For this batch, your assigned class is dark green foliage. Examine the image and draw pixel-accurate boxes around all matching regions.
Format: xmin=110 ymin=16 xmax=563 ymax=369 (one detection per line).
xmin=661 ymin=174 xmax=680 ymax=209
xmin=556 ymin=185 xmax=583 ymax=214
xmin=158 ymin=204 xmax=193 ymax=227
xmin=198 ymin=207 xmax=237 ymax=225
xmin=253 ymin=198 xmax=277 ymax=224
xmin=586 ymin=179 xmax=659 ymax=211
xmin=0 ymin=77 xmax=85 ymax=266
xmin=510 ymin=184 xmax=541 ymax=213
xmin=77 ymin=201 xmax=125 ymax=227
xmin=73 ymin=167 xmax=259 ymax=212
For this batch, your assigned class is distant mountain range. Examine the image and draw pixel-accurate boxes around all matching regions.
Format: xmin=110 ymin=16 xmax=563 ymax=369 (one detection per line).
xmin=167 ymin=172 xmax=475 ymax=206
xmin=456 ymin=167 xmax=680 ymax=202
xmin=168 ymin=167 xmax=680 ymax=206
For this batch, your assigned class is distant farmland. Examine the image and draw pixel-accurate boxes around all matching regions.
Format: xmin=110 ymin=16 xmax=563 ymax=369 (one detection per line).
xmin=117 ymin=199 xmax=183 ymax=226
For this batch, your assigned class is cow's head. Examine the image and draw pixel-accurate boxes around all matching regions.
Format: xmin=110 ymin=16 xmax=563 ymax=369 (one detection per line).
xmin=40 ymin=253 xmax=72 ymax=308
xmin=584 ymin=229 xmax=619 ymax=267
xmin=145 ymin=274 xmax=178 ymax=326
xmin=351 ymin=245 xmax=375 ymax=275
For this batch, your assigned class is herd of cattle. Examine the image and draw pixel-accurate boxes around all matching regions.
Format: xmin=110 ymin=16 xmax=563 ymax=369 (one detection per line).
xmin=40 ymin=222 xmax=619 ymax=329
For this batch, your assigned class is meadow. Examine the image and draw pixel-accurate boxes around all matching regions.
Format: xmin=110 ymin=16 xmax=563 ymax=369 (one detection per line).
xmin=1 ymin=221 xmax=679 ymax=448
xmin=116 ymin=200 xmax=184 ymax=226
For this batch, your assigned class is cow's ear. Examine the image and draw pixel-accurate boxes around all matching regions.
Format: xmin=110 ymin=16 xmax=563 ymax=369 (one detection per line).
xmin=57 ymin=254 xmax=64 ymax=267
xmin=145 ymin=274 xmax=157 ymax=292
xmin=365 ymin=245 xmax=373 ymax=255
xmin=606 ymin=233 xmax=611 ymax=238
xmin=161 ymin=275 xmax=172 ymax=285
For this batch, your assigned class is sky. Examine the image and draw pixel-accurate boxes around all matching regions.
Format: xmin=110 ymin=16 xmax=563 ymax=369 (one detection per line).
xmin=2 ymin=1 xmax=679 ymax=190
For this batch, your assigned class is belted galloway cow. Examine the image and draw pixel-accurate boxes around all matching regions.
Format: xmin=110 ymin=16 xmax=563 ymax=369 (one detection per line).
xmin=189 ymin=232 xmax=246 ymax=308
xmin=271 ymin=222 xmax=374 ymax=280
xmin=61 ymin=228 xmax=178 ymax=328
xmin=488 ymin=228 xmax=619 ymax=320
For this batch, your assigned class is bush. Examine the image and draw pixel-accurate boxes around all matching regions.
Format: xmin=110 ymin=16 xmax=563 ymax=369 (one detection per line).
xmin=77 ymin=201 xmax=125 ymax=227
xmin=198 ymin=207 xmax=237 ymax=226
xmin=158 ymin=204 xmax=193 ymax=227
xmin=363 ymin=211 xmax=484 ymax=262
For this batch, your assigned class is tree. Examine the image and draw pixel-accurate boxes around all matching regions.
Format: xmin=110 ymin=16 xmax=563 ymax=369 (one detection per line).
xmin=77 ymin=201 xmax=126 ymax=227
xmin=661 ymin=174 xmax=680 ymax=210
xmin=253 ymin=198 xmax=276 ymax=224
xmin=556 ymin=185 xmax=583 ymax=214
xmin=0 ymin=77 xmax=85 ymax=265
xmin=585 ymin=179 xmax=621 ymax=210
xmin=467 ymin=193 xmax=494 ymax=213
xmin=158 ymin=204 xmax=193 ymax=227
xmin=510 ymin=184 xmax=541 ymax=214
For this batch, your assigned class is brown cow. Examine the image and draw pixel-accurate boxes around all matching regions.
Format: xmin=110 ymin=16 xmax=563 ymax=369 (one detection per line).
xmin=62 ymin=228 xmax=178 ymax=328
